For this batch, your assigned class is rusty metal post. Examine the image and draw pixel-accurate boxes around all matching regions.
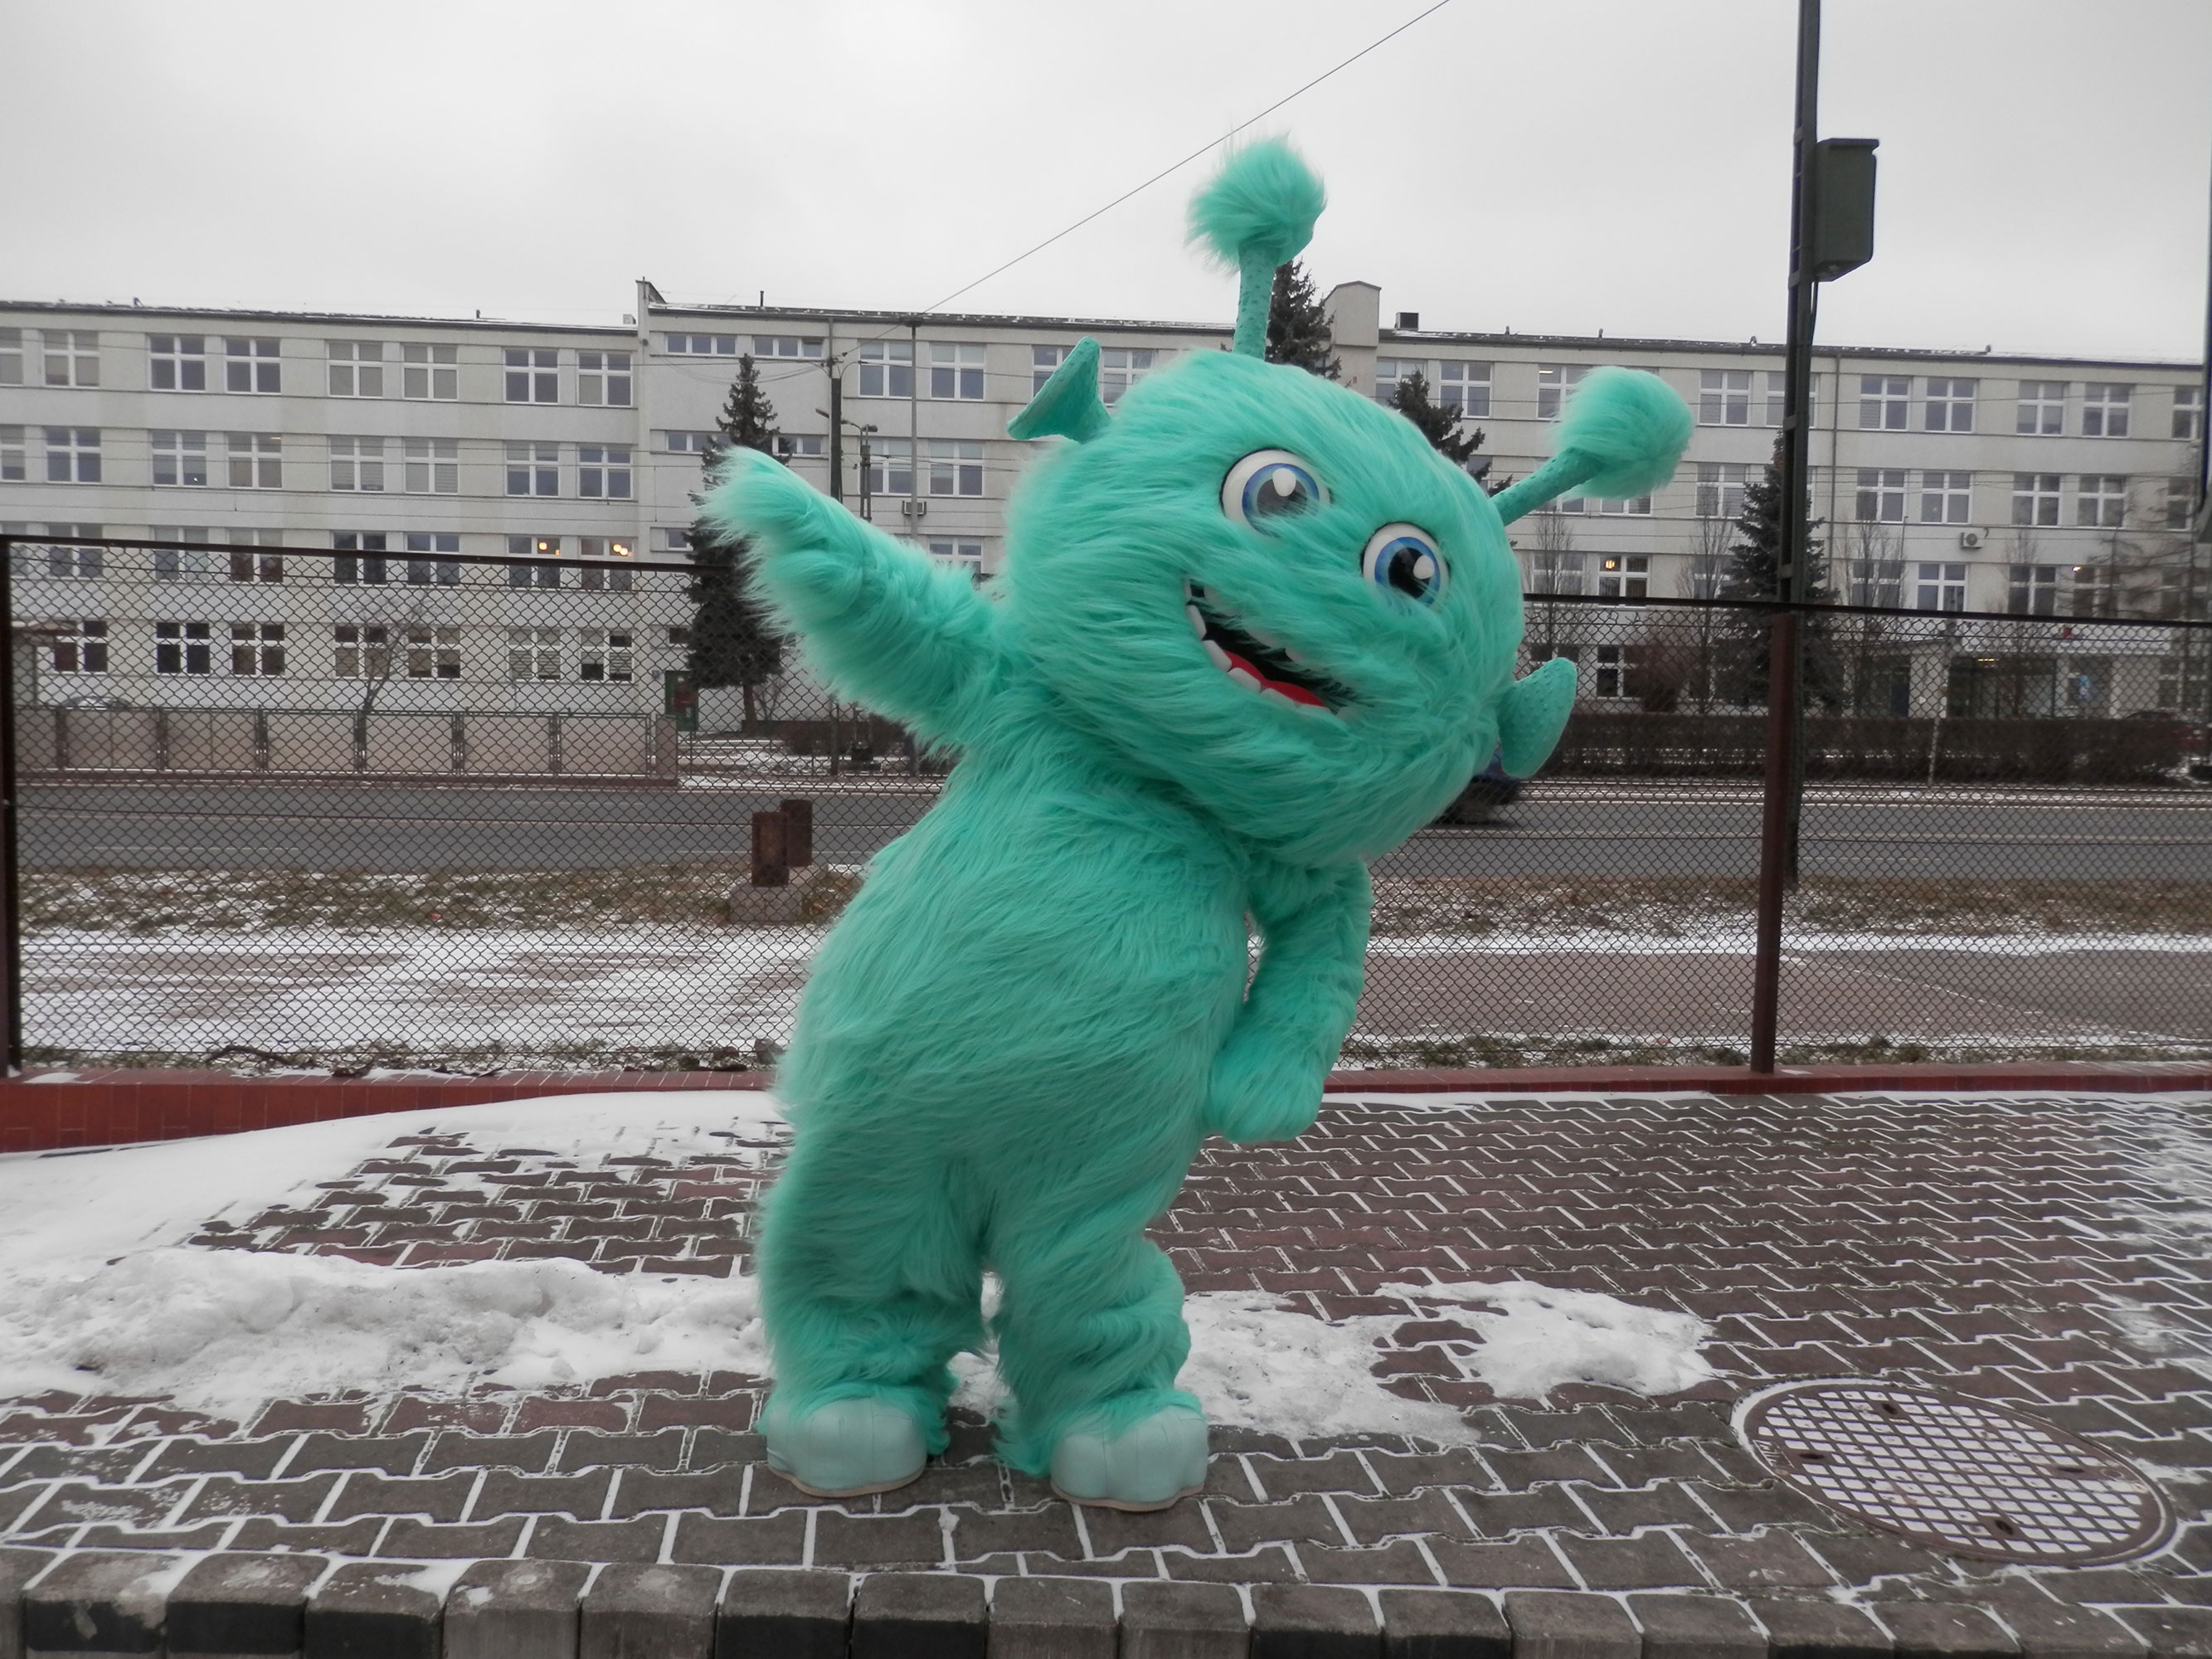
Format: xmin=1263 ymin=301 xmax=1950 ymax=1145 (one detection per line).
xmin=750 ymin=810 xmax=789 ymax=888
xmin=779 ymin=798 xmax=814 ymax=868
xmin=1749 ymin=607 xmax=1801 ymax=1073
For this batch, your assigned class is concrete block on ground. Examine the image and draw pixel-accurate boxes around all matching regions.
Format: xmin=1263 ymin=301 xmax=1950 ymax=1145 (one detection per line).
xmin=22 ymin=1551 xmax=179 ymax=1659
xmin=717 ymin=1569 xmax=850 ymax=1659
xmin=1755 ymin=1598 xmax=1895 ymax=1657
xmin=2112 ymin=1606 xmax=2212 ymax=1658
xmin=582 ymin=1564 xmax=720 ymax=1659
xmin=168 ymin=1554 xmax=327 ymax=1658
xmin=1996 ymin=1603 xmax=2146 ymax=1658
xmin=1626 ymin=1594 xmax=1765 ymax=1659
xmin=1252 ymin=1584 xmax=1379 ymax=1659
xmin=986 ymin=1576 xmax=1115 ymax=1659
xmin=726 ymin=864 xmax=833 ymax=925
xmin=1879 ymin=1603 xmax=2019 ymax=1657
xmin=2 ymin=1553 xmax=60 ymax=1659
xmin=445 ymin=1560 xmax=588 ymax=1659
xmin=1121 ymin=1580 xmax=1249 ymax=1659
xmin=305 ymin=1563 xmax=443 ymax=1659
xmin=1375 ymin=1588 xmax=1508 ymax=1659
xmin=1501 ymin=1591 xmax=1639 ymax=1659
xmin=849 ymin=1574 xmax=985 ymax=1659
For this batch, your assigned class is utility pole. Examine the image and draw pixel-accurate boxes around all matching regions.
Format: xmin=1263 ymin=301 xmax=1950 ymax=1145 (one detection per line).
xmin=825 ymin=364 xmax=845 ymax=505
xmin=907 ymin=319 xmax=923 ymax=544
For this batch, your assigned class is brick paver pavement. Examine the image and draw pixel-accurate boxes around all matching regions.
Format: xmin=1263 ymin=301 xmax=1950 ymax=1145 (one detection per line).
xmin=4 ymin=1090 xmax=2210 ymax=1655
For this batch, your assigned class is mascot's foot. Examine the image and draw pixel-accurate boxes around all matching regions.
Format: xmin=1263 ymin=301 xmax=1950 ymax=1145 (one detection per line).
xmin=761 ymin=1397 xmax=926 ymax=1499
xmin=1050 ymin=1404 xmax=1208 ymax=1511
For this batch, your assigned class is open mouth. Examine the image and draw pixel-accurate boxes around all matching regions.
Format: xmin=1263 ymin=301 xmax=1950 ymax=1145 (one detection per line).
xmin=1184 ymin=581 xmax=1351 ymax=713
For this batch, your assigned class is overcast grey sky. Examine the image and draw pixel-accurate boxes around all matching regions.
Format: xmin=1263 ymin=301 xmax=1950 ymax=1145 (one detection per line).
xmin=2 ymin=0 xmax=2206 ymax=360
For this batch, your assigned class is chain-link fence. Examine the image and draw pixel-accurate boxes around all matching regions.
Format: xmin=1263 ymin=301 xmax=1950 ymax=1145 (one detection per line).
xmin=4 ymin=535 xmax=2208 ymax=1076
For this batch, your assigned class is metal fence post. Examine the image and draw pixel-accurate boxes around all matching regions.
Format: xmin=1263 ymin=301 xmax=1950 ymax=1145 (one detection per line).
xmin=1750 ymin=606 xmax=1801 ymax=1073
xmin=0 ymin=536 xmax=21 ymax=1073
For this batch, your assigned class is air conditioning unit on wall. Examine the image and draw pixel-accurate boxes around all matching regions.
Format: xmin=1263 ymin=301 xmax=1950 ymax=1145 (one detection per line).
xmin=1958 ymin=530 xmax=1983 ymax=550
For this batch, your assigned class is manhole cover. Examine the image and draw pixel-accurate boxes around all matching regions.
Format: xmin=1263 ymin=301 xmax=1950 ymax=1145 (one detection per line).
xmin=1737 ymin=1380 xmax=2173 ymax=1565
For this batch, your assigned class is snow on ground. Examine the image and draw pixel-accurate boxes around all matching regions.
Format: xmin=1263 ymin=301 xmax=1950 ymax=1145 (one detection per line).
xmin=1369 ymin=929 xmax=2212 ymax=958
xmin=2078 ymin=1093 xmax=2212 ymax=1379
xmin=0 ymin=1092 xmax=1721 ymax=1433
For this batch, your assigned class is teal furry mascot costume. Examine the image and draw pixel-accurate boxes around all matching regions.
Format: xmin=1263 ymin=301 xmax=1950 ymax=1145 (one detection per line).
xmin=706 ymin=139 xmax=1690 ymax=1510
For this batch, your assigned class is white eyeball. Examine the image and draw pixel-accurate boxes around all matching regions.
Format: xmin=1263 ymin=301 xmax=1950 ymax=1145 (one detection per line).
xmin=1221 ymin=450 xmax=1328 ymax=530
xmin=1360 ymin=523 xmax=1447 ymax=606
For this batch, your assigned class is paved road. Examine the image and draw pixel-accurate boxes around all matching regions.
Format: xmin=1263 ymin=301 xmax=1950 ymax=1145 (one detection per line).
xmin=21 ymin=776 xmax=2212 ymax=880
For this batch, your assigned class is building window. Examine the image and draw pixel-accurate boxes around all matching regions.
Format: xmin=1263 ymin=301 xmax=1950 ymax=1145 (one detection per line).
xmin=41 ymin=531 xmax=105 ymax=579
xmin=1098 ymin=348 xmax=1155 ymax=406
xmin=154 ymin=620 xmax=214 ymax=674
xmin=1858 ymin=375 xmax=1908 ymax=430
xmin=579 ymin=628 xmax=634 ymax=682
xmin=865 ymin=438 xmax=913 ymax=499
xmin=858 ymin=341 xmax=913 ymax=398
xmin=1913 ymin=562 xmax=1966 ymax=612
xmin=2010 ymin=472 xmax=2060 ymax=527
xmin=228 ymin=542 xmax=284 ymax=583
xmin=508 ymin=626 xmax=562 ymax=679
xmin=1918 ymin=469 xmax=1971 ymax=524
xmin=403 ymin=437 xmax=459 ymax=494
xmin=578 ymin=350 xmax=632 ymax=406
xmin=1535 ymin=364 xmax=1586 ymax=420
xmin=333 ymin=624 xmax=390 ymax=679
xmin=1436 ymin=361 xmax=1490 ymax=418
xmin=665 ymin=333 xmax=737 ymax=355
xmin=927 ymin=540 xmax=984 ymax=577
xmin=1847 ymin=560 xmax=1904 ymax=607
xmin=2007 ymin=564 xmax=2059 ymax=615
xmin=152 ymin=431 xmax=210 ymax=488
xmin=50 ymin=620 xmax=108 ymax=674
xmin=2166 ymin=477 xmax=2197 ymax=531
xmin=1562 ymin=493 xmax=1650 ymax=516
xmin=328 ymin=342 xmax=384 ymax=397
xmin=1373 ymin=358 xmax=1421 ymax=406
xmin=775 ymin=434 xmax=824 ymax=460
xmin=506 ymin=441 xmax=559 ymax=496
xmin=752 ymin=335 xmax=824 ymax=359
xmin=148 ymin=334 xmax=207 ymax=392
xmin=1526 ymin=548 xmax=1584 ymax=594
xmin=333 ymin=531 xmax=390 ymax=584
xmin=1596 ymin=554 xmax=1649 ymax=599
xmin=1031 ymin=345 xmax=1068 ymax=397
xmin=0 ymin=426 xmax=22 ymax=482
xmin=224 ymin=338 xmax=280 ymax=393
xmin=405 ymin=625 xmax=462 ymax=679
xmin=1855 ymin=468 xmax=1906 ymax=523
xmin=228 ymin=621 xmax=285 ymax=676
xmin=578 ymin=445 xmax=631 ymax=499
xmin=927 ymin=343 xmax=985 ymax=401
xmin=2071 ymin=564 xmax=2115 ymax=619
xmin=45 ymin=428 xmax=101 ymax=484
xmin=0 ymin=329 xmax=21 ymax=385
xmin=2016 ymin=380 xmax=2066 ymax=435
xmin=656 ymin=527 xmax=693 ymax=555
xmin=401 ymin=343 xmax=459 ymax=400
xmin=227 ymin=433 xmax=282 ymax=489
xmin=2081 ymin=382 xmax=2131 ymax=437
xmin=41 ymin=330 xmax=100 ymax=387
xmin=580 ymin=538 xmax=634 ymax=590
xmin=660 ymin=431 xmax=717 ymax=455
xmin=503 ymin=348 xmax=558 ymax=403
xmin=508 ymin=534 xmax=562 ymax=586
xmin=150 ymin=528 xmax=211 ymax=582
xmin=2075 ymin=474 xmax=2127 ymax=528
xmin=405 ymin=531 xmax=461 ymax=586
xmin=2175 ymin=385 xmax=2205 ymax=442
xmin=1699 ymin=368 xmax=1757 ymax=426
xmin=330 ymin=436 xmax=386 ymax=492
xmin=1923 ymin=377 xmax=1976 ymax=431
xmin=926 ymin=440 xmax=983 ymax=497
xmin=1591 ymin=645 xmax=1629 ymax=698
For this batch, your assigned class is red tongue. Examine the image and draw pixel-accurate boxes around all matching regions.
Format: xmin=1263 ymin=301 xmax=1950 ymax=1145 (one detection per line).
xmin=1224 ymin=650 xmax=1326 ymax=707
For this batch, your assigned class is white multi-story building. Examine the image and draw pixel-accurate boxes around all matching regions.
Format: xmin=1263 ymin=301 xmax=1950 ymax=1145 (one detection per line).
xmin=2 ymin=280 xmax=2204 ymax=722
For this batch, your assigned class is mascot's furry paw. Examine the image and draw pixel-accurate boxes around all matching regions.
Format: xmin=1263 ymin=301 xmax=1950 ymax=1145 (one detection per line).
xmin=701 ymin=447 xmax=868 ymax=616
xmin=1206 ymin=1034 xmax=1325 ymax=1145
xmin=760 ymin=1395 xmax=926 ymax=1499
xmin=1050 ymin=1404 xmax=1208 ymax=1511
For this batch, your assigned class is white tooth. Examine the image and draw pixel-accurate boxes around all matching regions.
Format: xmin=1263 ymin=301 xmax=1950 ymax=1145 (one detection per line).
xmin=1187 ymin=604 xmax=1207 ymax=638
xmin=1282 ymin=646 xmax=1306 ymax=664
xmin=1261 ymin=687 xmax=1297 ymax=708
xmin=1245 ymin=625 xmax=1284 ymax=650
xmin=1227 ymin=667 xmax=1262 ymax=692
xmin=1203 ymin=640 xmax=1231 ymax=669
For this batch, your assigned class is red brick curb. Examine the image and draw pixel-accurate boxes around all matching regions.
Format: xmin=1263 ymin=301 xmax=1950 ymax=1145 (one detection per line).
xmin=1 ymin=1058 xmax=2206 ymax=1154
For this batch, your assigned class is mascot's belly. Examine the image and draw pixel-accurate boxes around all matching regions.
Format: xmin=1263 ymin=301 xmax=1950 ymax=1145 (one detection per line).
xmin=774 ymin=771 xmax=1251 ymax=1147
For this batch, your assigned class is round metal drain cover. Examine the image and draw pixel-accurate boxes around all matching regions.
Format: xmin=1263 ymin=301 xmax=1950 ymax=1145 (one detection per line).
xmin=1738 ymin=1380 xmax=2173 ymax=1565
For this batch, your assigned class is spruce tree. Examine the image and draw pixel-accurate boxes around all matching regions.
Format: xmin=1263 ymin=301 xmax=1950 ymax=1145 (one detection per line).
xmin=1720 ymin=440 xmax=1840 ymax=708
xmin=1389 ymin=371 xmax=1485 ymax=469
xmin=1265 ymin=258 xmax=1340 ymax=379
xmin=685 ymin=357 xmax=788 ymax=726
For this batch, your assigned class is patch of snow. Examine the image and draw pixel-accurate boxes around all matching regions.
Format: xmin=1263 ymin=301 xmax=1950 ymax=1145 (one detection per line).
xmin=1369 ymin=930 xmax=2212 ymax=957
xmin=1385 ymin=1280 xmax=1717 ymax=1400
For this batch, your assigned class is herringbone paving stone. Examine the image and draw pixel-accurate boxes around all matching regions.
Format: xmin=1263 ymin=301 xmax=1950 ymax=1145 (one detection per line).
xmin=3 ymin=1092 xmax=2208 ymax=1650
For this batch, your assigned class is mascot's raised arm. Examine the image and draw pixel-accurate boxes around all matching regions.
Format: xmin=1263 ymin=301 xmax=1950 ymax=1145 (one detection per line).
xmin=704 ymin=138 xmax=1692 ymax=1511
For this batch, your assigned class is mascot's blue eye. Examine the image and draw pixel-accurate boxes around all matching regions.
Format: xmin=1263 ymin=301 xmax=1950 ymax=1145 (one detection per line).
xmin=1360 ymin=523 xmax=1446 ymax=606
xmin=1221 ymin=449 xmax=1327 ymax=530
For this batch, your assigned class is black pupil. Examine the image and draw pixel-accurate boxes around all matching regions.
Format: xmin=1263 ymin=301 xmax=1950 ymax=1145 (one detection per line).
xmin=1387 ymin=542 xmax=1432 ymax=596
xmin=1252 ymin=467 xmax=1311 ymax=517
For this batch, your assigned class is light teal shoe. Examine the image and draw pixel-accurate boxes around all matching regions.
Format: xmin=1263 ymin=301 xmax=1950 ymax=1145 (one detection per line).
xmin=1049 ymin=1404 xmax=1208 ymax=1511
xmin=761 ymin=1396 xmax=927 ymax=1499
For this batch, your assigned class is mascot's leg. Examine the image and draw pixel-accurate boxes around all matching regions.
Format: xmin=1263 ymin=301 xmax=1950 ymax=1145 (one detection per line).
xmin=754 ymin=1131 xmax=982 ymax=1498
xmin=990 ymin=1170 xmax=1208 ymax=1511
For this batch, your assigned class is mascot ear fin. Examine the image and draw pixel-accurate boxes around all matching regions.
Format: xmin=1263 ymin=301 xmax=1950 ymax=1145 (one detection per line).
xmin=1496 ymin=655 xmax=1578 ymax=778
xmin=1009 ymin=337 xmax=1111 ymax=442
xmin=1491 ymin=366 xmax=1693 ymax=525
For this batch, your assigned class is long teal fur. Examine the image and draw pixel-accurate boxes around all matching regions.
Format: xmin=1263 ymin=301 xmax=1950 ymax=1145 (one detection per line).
xmin=1490 ymin=366 xmax=1695 ymax=525
xmin=702 ymin=144 xmax=1689 ymax=1480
